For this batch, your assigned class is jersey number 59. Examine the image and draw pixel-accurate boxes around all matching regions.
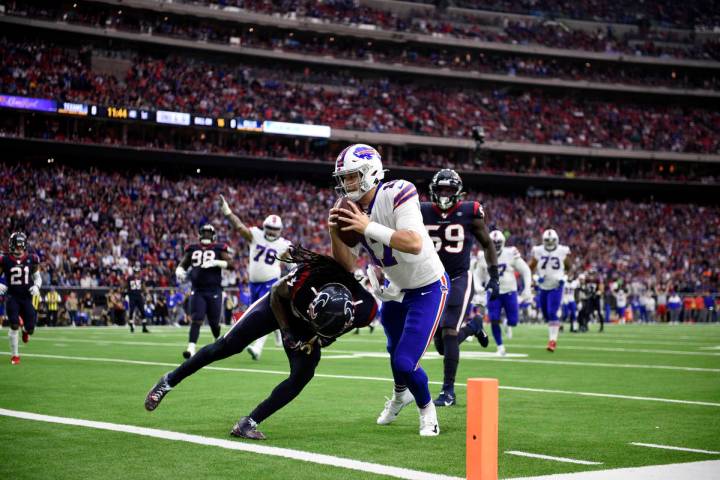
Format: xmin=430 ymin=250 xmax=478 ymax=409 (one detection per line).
xmin=426 ymin=224 xmax=464 ymax=253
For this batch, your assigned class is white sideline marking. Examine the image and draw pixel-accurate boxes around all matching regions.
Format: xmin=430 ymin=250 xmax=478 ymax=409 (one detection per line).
xmin=21 ymin=338 xmax=718 ymax=373
xmin=630 ymin=442 xmax=720 ymax=455
xmin=502 ymin=343 xmax=720 ymax=357
xmin=512 ymin=460 xmax=720 ymax=479
xmin=505 ymin=450 xmax=602 ymax=465
xmin=0 ymin=408 xmax=461 ymax=480
xmin=3 ymin=351 xmax=720 ymax=408
xmin=322 ymin=352 xmax=529 ymax=360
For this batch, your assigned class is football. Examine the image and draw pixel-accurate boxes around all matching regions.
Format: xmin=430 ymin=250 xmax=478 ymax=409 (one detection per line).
xmin=334 ymin=197 xmax=363 ymax=247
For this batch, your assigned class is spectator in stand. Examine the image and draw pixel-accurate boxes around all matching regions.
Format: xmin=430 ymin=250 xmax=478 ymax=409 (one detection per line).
xmin=65 ymin=291 xmax=79 ymax=326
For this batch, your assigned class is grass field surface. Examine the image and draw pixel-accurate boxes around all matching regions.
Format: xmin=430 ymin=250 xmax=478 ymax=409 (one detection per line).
xmin=1 ymin=323 xmax=719 ymax=479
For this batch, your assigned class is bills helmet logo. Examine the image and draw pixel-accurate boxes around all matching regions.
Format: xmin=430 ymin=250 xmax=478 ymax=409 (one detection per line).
xmin=353 ymin=146 xmax=378 ymax=160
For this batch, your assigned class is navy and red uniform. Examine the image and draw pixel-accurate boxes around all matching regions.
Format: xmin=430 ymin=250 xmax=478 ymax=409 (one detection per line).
xmin=165 ymin=262 xmax=377 ymax=424
xmin=421 ymin=201 xmax=483 ymax=329
xmin=185 ymin=242 xmax=230 ymax=326
xmin=126 ymin=273 xmax=145 ymax=320
xmin=0 ymin=253 xmax=40 ymax=330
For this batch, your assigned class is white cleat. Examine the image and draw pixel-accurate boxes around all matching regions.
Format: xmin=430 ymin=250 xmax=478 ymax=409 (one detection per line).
xmin=247 ymin=346 xmax=260 ymax=361
xmin=377 ymin=389 xmax=414 ymax=425
xmin=497 ymin=345 xmax=507 ymax=357
xmin=419 ymin=402 xmax=440 ymax=437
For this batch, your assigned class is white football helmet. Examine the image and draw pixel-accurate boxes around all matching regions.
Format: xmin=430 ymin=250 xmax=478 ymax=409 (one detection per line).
xmin=333 ymin=144 xmax=385 ymax=202
xmin=542 ymin=229 xmax=559 ymax=251
xmin=489 ymin=230 xmax=505 ymax=253
xmin=263 ymin=215 xmax=283 ymax=241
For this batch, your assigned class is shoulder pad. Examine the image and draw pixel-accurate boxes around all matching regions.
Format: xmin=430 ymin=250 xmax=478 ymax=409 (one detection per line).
xmin=472 ymin=201 xmax=485 ymax=219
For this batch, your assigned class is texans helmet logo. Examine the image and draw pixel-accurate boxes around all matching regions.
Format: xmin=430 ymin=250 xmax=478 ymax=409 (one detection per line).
xmin=353 ymin=146 xmax=377 ymax=160
xmin=343 ymin=300 xmax=355 ymax=329
xmin=308 ymin=292 xmax=330 ymax=320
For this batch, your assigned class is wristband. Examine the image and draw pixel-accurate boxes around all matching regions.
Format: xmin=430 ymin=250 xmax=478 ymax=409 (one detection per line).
xmin=215 ymin=260 xmax=228 ymax=269
xmin=364 ymin=222 xmax=394 ymax=246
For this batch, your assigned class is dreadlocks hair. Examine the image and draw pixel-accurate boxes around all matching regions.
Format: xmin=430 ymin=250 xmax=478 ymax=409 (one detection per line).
xmin=282 ymin=245 xmax=359 ymax=291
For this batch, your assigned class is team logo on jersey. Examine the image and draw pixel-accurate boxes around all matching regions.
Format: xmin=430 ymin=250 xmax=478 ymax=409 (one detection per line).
xmin=353 ymin=146 xmax=377 ymax=160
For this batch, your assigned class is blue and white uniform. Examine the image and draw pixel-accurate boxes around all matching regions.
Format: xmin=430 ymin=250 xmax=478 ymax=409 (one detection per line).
xmin=531 ymin=244 xmax=570 ymax=323
xmin=357 ymin=180 xmax=448 ymax=408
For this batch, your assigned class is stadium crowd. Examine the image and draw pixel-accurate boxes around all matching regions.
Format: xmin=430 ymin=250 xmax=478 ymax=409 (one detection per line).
xmin=9 ymin=1 xmax=720 ymax=63
xmin=3 ymin=38 xmax=719 ymax=153
xmin=1 ymin=161 xmax=718 ymax=298
xmin=4 ymin=114 xmax=718 ymax=184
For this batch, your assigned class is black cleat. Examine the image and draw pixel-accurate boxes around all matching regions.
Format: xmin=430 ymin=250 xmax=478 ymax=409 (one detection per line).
xmin=142 ymin=326 xmax=150 ymax=333
xmin=433 ymin=390 xmax=456 ymax=407
xmin=182 ymin=350 xmax=192 ymax=359
xmin=145 ymin=374 xmax=172 ymax=411
xmin=230 ymin=416 xmax=266 ymax=440
xmin=467 ymin=319 xmax=489 ymax=348
xmin=246 ymin=347 xmax=259 ymax=361
xmin=129 ymin=323 xmax=135 ymax=333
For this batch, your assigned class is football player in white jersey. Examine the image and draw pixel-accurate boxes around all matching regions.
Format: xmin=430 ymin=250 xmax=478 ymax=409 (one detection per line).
xmin=561 ymin=274 xmax=580 ymax=332
xmin=220 ymin=196 xmax=292 ymax=360
xmin=529 ymin=229 xmax=571 ymax=352
xmin=475 ymin=230 xmax=532 ymax=355
xmin=330 ymin=143 xmax=448 ymax=436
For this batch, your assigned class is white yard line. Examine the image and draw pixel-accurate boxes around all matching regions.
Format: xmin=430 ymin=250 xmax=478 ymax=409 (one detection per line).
xmin=17 ymin=338 xmax=719 ymax=373
xmin=630 ymin=442 xmax=720 ymax=455
xmin=511 ymin=460 xmax=720 ymax=480
xmin=2 ymin=351 xmax=719 ymax=408
xmin=0 ymin=408 xmax=461 ymax=480
xmin=492 ymin=344 xmax=720 ymax=357
xmin=505 ymin=450 xmax=602 ymax=465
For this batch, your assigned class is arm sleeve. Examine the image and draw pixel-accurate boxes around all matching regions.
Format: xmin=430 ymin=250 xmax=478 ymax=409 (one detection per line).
xmin=513 ymin=253 xmax=532 ymax=292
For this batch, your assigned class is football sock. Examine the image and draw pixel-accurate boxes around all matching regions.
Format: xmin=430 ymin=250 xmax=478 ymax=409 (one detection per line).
xmin=210 ymin=323 xmax=221 ymax=340
xmin=549 ymin=324 xmax=560 ymax=341
xmin=394 ymin=384 xmax=408 ymax=394
xmin=441 ymin=334 xmax=459 ymax=393
xmin=433 ymin=331 xmax=445 ymax=355
xmin=9 ymin=329 xmax=19 ymax=356
xmin=491 ymin=322 xmax=503 ymax=346
xmin=189 ymin=323 xmax=201 ymax=343
xmin=506 ymin=326 xmax=513 ymax=337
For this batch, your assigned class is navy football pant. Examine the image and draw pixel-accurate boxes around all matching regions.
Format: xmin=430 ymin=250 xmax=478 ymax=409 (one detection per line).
xmin=6 ymin=296 xmax=36 ymax=333
xmin=189 ymin=289 xmax=223 ymax=342
xmin=167 ymin=294 xmax=321 ymax=424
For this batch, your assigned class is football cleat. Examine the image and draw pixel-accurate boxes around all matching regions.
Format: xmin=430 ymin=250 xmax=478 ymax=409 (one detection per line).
xmin=129 ymin=323 xmax=135 ymax=333
xmin=183 ymin=343 xmax=196 ymax=359
xmin=21 ymin=329 xmax=29 ymax=344
xmin=10 ymin=356 xmax=20 ymax=365
xmin=377 ymin=388 xmax=414 ymax=425
xmin=547 ymin=340 xmax=557 ymax=352
xmin=433 ymin=391 xmax=456 ymax=407
xmin=419 ymin=403 xmax=440 ymax=437
xmin=230 ymin=416 xmax=266 ymax=440
xmin=142 ymin=325 xmax=150 ymax=333
xmin=144 ymin=374 xmax=172 ymax=411
xmin=497 ymin=344 xmax=507 ymax=357
xmin=246 ymin=347 xmax=259 ymax=361
xmin=467 ymin=318 xmax=489 ymax=348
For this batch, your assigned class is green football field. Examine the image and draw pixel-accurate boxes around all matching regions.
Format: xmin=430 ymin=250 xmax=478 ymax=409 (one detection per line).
xmin=1 ymin=323 xmax=719 ymax=479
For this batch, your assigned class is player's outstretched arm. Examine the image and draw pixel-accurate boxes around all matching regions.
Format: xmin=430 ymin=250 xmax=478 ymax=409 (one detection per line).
xmin=564 ymin=253 xmax=572 ymax=275
xmin=269 ymin=278 xmax=303 ymax=350
xmin=219 ymin=195 xmax=253 ymax=242
xmin=472 ymin=217 xmax=500 ymax=298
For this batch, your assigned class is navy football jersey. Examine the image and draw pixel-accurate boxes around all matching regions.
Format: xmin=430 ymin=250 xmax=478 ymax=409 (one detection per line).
xmin=0 ymin=253 xmax=40 ymax=299
xmin=185 ymin=242 xmax=231 ymax=290
xmin=126 ymin=274 xmax=144 ymax=298
xmin=421 ymin=200 xmax=484 ymax=278
xmin=284 ymin=264 xmax=378 ymax=339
